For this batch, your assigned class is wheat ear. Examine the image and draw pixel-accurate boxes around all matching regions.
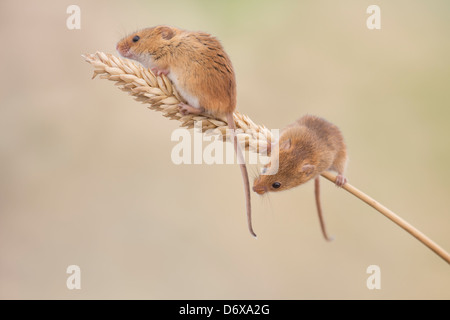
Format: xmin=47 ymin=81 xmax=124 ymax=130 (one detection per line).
xmin=82 ymin=52 xmax=273 ymax=154
xmin=83 ymin=52 xmax=450 ymax=264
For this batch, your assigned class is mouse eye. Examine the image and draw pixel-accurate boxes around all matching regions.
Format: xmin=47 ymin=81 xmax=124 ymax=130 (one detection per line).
xmin=272 ymin=182 xmax=281 ymax=189
xmin=132 ymin=35 xmax=140 ymax=43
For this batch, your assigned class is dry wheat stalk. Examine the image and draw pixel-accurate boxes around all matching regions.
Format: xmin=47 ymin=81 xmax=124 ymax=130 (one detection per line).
xmin=83 ymin=52 xmax=450 ymax=264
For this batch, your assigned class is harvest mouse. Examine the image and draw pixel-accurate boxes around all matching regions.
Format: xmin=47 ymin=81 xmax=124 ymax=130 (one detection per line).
xmin=252 ymin=115 xmax=348 ymax=241
xmin=116 ymin=25 xmax=256 ymax=237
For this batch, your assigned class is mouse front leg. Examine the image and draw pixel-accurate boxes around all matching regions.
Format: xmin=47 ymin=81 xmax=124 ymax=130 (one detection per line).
xmin=151 ymin=67 xmax=169 ymax=77
xmin=335 ymin=174 xmax=347 ymax=187
xmin=178 ymin=103 xmax=204 ymax=116
xmin=332 ymin=151 xmax=348 ymax=187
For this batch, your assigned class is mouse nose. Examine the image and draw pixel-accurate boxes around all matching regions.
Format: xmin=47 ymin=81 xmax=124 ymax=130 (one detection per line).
xmin=116 ymin=43 xmax=123 ymax=55
xmin=252 ymin=185 xmax=266 ymax=195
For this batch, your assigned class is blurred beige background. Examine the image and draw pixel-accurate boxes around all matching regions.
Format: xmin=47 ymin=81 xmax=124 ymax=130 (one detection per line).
xmin=0 ymin=0 xmax=449 ymax=299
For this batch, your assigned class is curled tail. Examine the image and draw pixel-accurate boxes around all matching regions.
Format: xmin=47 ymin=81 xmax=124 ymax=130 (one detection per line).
xmin=314 ymin=176 xmax=334 ymax=241
xmin=227 ymin=113 xmax=256 ymax=238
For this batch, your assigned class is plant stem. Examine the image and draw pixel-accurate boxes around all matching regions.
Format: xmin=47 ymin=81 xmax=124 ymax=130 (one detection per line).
xmin=321 ymin=171 xmax=450 ymax=264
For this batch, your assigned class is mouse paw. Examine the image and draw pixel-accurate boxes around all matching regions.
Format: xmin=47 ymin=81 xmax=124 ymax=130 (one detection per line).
xmin=178 ymin=103 xmax=202 ymax=116
xmin=335 ymin=174 xmax=347 ymax=187
xmin=178 ymin=103 xmax=191 ymax=116
xmin=151 ymin=67 xmax=169 ymax=77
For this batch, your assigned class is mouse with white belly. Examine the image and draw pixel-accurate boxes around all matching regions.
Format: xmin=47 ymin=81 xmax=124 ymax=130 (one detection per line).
xmin=253 ymin=115 xmax=348 ymax=241
xmin=116 ymin=25 xmax=256 ymax=237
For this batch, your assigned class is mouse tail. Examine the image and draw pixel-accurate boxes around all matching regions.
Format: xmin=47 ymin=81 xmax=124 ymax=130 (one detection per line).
xmin=315 ymin=176 xmax=334 ymax=241
xmin=227 ymin=113 xmax=256 ymax=238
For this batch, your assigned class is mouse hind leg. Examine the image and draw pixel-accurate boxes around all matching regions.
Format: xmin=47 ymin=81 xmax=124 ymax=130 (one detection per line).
xmin=330 ymin=150 xmax=348 ymax=187
xmin=178 ymin=102 xmax=205 ymax=116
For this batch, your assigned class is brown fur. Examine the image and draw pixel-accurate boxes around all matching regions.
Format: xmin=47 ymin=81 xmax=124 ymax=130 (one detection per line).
xmin=252 ymin=115 xmax=347 ymax=241
xmin=117 ymin=26 xmax=236 ymax=116
xmin=253 ymin=115 xmax=347 ymax=194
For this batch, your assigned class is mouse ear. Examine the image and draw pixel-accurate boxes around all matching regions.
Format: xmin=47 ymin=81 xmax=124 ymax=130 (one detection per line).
xmin=301 ymin=164 xmax=315 ymax=175
xmin=160 ymin=26 xmax=175 ymax=40
xmin=279 ymin=138 xmax=291 ymax=151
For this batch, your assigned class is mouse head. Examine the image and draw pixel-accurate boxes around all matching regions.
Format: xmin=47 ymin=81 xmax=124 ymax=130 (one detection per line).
xmin=116 ymin=25 xmax=179 ymax=68
xmin=253 ymin=129 xmax=318 ymax=195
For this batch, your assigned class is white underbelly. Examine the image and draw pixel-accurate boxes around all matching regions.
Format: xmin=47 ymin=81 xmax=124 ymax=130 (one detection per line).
xmin=168 ymin=72 xmax=200 ymax=109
